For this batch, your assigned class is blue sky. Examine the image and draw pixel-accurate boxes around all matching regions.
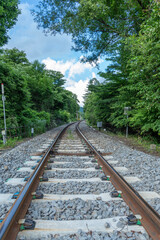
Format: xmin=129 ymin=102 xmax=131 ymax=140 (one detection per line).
xmin=4 ymin=0 xmax=109 ymax=106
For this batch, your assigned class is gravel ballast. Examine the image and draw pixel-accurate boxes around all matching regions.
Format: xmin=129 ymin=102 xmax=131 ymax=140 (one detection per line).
xmin=26 ymin=199 xmax=130 ymax=220
xmin=37 ymin=182 xmax=114 ymax=194
xmin=0 ymin=122 xmax=158 ymax=240
xmin=79 ymin=122 xmax=160 ymax=194
xmin=0 ymin=203 xmax=12 ymax=219
xmin=45 ymin=170 xmax=104 ymax=179
xmin=17 ymin=231 xmax=150 ymax=240
xmin=49 ymin=163 xmax=95 ymax=168
xmin=0 ymin=126 xmax=65 ymax=198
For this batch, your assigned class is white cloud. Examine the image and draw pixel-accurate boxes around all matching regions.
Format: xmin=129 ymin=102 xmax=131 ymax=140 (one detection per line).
xmin=42 ymin=58 xmax=74 ymax=75
xmin=68 ymin=60 xmax=92 ymax=78
xmin=42 ymin=57 xmax=93 ymax=106
xmin=42 ymin=57 xmax=94 ymax=79
xmin=42 ymin=58 xmax=104 ymax=106
xmin=66 ymin=79 xmax=89 ymax=107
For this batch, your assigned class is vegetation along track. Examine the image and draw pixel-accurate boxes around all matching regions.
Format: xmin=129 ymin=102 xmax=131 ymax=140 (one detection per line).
xmin=0 ymin=122 xmax=160 ymax=240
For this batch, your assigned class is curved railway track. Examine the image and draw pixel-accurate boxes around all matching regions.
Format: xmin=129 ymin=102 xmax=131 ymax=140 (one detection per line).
xmin=0 ymin=122 xmax=160 ymax=240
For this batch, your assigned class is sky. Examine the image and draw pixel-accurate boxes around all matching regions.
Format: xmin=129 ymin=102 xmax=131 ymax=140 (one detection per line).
xmin=4 ymin=0 xmax=109 ymax=106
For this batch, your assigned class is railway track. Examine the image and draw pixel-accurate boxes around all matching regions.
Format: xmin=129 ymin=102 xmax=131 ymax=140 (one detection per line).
xmin=0 ymin=122 xmax=160 ymax=240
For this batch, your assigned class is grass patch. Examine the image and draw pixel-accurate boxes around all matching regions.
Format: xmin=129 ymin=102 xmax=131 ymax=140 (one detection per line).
xmin=0 ymin=137 xmax=24 ymax=149
xmin=130 ymin=135 xmax=160 ymax=152
xmin=66 ymin=129 xmax=74 ymax=140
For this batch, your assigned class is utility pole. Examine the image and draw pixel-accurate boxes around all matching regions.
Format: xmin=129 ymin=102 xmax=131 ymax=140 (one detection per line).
xmin=126 ymin=114 xmax=129 ymax=138
xmin=124 ymin=107 xmax=131 ymax=138
xmin=1 ymin=83 xmax=7 ymax=144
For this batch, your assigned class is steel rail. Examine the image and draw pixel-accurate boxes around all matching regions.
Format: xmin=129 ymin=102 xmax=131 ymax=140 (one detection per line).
xmin=76 ymin=122 xmax=160 ymax=240
xmin=0 ymin=123 xmax=73 ymax=240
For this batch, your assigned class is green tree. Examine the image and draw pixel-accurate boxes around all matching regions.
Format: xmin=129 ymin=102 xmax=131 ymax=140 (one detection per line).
xmin=0 ymin=48 xmax=29 ymax=65
xmin=0 ymin=61 xmax=31 ymax=127
xmin=84 ymin=42 xmax=131 ymax=128
xmin=0 ymin=1 xmax=20 ymax=46
xmin=33 ymin=0 xmax=150 ymax=62
xmin=26 ymin=62 xmax=67 ymax=113
xmin=125 ymin=2 xmax=160 ymax=135
xmin=0 ymin=49 xmax=80 ymax=132
xmin=84 ymin=1 xmax=160 ymax=138
xmin=61 ymin=90 xmax=79 ymax=120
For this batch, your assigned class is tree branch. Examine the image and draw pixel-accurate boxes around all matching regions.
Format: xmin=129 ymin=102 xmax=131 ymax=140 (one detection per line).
xmin=94 ymin=18 xmax=122 ymax=35
xmin=94 ymin=18 xmax=130 ymax=37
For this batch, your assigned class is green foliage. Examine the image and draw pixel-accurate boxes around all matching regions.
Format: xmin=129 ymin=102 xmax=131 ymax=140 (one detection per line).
xmin=21 ymin=108 xmax=50 ymax=126
xmin=1 ymin=0 xmax=159 ymax=141
xmin=0 ymin=1 xmax=20 ymax=46
xmin=33 ymin=0 xmax=160 ymax=139
xmin=33 ymin=0 xmax=159 ymax=138
xmin=84 ymin=2 xmax=160 ymax=138
xmin=125 ymin=3 xmax=160 ymax=134
xmin=33 ymin=0 xmax=150 ymax=62
xmin=0 ymin=52 xmax=31 ymax=126
xmin=0 ymin=48 xmax=79 ymax=135
xmin=61 ymin=90 xmax=79 ymax=120
xmin=56 ymin=110 xmax=71 ymax=124
xmin=0 ymin=48 xmax=29 ymax=65
xmin=0 ymin=137 xmax=20 ymax=149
